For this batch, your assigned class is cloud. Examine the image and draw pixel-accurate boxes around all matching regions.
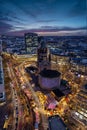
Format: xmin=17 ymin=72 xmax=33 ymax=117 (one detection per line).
xmin=0 ymin=0 xmax=86 ymax=36
xmin=6 ymin=25 xmax=87 ymax=36
xmin=0 ymin=1 xmax=37 ymax=28
xmin=37 ymin=19 xmax=58 ymax=23
xmin=39 ymin=26 xmax=87 ymax=32
xmin=8 ymin=0 xmax=41 ymax=19
xmin=0 ymin=21 xmax=13 ymax=34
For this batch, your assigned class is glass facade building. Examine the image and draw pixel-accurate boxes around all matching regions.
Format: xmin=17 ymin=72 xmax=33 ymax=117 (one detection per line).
xmin=25 ymin=33 xmax=38 ymax=54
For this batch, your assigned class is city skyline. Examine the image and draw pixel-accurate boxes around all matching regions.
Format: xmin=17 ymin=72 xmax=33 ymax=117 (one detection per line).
xmin=0 ymin=0 xmax=87 ymax=36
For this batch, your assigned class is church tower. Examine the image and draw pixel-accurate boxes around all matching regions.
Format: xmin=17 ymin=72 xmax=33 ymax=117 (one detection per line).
xmin=37 ymin=37 xmax=51 ymax=71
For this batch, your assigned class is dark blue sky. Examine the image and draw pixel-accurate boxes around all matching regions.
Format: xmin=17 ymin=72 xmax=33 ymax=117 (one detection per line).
xmin=0 ymin=0 xmax=87 ymax=36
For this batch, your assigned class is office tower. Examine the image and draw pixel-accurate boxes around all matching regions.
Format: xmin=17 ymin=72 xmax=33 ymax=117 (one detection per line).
xmin=25 ymin=33 xmax=38 ymax=54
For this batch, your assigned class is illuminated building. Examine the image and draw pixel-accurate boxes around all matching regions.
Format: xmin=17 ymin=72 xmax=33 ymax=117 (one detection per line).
xmin=51 ymin=54 xmax=87 ymax=80
xmin=25 ymin=33 xmax=38 ymax=54
xmin=69 ymin=84 xmax=87 ymax=130
xmin=1 ymin=35 xmax=25 ymax=54
xmin=0 ymin=40 xmax=2 ymax=54
xmin=70 ymin=58 xmax=87 ymax=75
xmin=51 ymin=53 xmax=70 ymax=73
xmin=0 ymin=56 xmax=5 ymax=101
xmin=37 ymin=36 xmax=51 ymax=71
xmin=39 ymin=69 xmax=61 ymax=90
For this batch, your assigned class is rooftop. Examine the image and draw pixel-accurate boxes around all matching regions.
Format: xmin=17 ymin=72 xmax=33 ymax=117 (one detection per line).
xmin=52 ymin=89 xmax=64 ymax=97
xmin=27 ymin=66 xmax=38 ymax=71
xmin=48 ymin=115 xmax=69 ymax=130
xmin=84 ymin=84 xmax=87 ymax=90
xmin=39 ymin=69 xmax=61 ymax=78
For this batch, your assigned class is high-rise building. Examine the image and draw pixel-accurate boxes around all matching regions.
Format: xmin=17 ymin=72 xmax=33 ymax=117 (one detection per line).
xmin=25 ymin=33 xmax=38 ymax=54
xmin=0 ymin=56 xmax=5 ymax=101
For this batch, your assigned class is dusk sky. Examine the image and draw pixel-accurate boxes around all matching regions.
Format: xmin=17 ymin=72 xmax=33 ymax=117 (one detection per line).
xmin=0 ymin=0 xmax=87 ymax=36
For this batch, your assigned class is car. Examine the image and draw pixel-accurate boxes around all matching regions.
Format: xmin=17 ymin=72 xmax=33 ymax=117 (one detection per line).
xmin=15 ymin=102 xmax=18 ymax=106
xmin=15 ymin=107 xmax=18 ymax=110
xmin=34 ymin=122 xmax=39 ymax=130
xmin=5 ymin=115 xmax=8 ymax=120
xmin=16 ymin=117 xmax=18 ymax=121
xmin=15 ymin=122 xmax=18 ymax=128
xmin=16 ymin=109 xmax=19 ymax=115
xmin=15 ymin=98 xmax=18 ymax=101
